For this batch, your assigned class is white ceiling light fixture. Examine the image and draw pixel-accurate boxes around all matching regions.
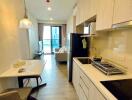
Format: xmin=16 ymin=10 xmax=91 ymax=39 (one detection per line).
xmin=50 ymin=18 xmax=53 ymax=20
xmin=19 ymin=0 xmax=32 ymax=29
xmin=47 ymin=7 xmax=52 ymax=11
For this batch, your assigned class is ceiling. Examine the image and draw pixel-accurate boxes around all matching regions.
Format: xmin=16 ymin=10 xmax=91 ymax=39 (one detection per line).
xmin=25 ymin=0 xmax=77 ymax=23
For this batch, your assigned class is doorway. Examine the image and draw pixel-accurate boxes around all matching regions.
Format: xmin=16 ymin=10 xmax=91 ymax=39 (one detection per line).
xmin=43 ymin=25 xmax=61 ymax=54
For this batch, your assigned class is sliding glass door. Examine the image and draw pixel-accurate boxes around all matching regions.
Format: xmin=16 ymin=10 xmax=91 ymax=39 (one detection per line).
xmin=43 ymin=26 xmax=61 ymax=54
xmin=43 ymin=26 xmax=51 ymax=54
xmin=51 ymin=26 xmax=61 ymax=53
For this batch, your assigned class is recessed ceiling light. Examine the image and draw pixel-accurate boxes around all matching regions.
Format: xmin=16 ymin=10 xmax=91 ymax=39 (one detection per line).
xmin=50 ymin=18 xmax=53 ymax=20
xmin=47 ymin=7 xmax=52 ymax=11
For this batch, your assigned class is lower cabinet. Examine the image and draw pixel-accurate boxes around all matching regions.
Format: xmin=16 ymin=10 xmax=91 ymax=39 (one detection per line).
xmin=73 ymin=60 xmax=106 ymax=100
xmin=79 ymin=84 xmax=88 ymax=100
xmin=73 ymin=61 xmax=80 ymax=96
xmin=93 ymin=87 xmax=106 ymax=100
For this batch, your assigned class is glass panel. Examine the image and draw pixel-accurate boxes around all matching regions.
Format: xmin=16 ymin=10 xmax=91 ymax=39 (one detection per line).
xmin=84 ymin=26 xmax=90 ymax=34
xmin=51 ymin=26 xmax=60 ymax=53
xmin=43 ymin=26 xmax=51 ymax=54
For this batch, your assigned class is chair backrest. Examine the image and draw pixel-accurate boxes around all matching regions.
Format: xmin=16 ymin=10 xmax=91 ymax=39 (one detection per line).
xmin=0 ymin=91 xmax=21 ymax=100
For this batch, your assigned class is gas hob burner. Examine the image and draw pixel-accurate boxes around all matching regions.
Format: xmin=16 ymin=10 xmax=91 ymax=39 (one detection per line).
xmin=92 ymin=61 xmax=124 ymax=75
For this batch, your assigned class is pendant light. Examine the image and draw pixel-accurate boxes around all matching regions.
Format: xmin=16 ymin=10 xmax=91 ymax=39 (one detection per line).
xmin=46 ymin=0 xmax=50 ymax=3
xmin=19 ymin=0 xmax=32 ymax=29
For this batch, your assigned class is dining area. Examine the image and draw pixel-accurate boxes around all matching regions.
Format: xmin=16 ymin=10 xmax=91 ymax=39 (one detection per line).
xmin=0 ymin=59 xmax=46 ymax=100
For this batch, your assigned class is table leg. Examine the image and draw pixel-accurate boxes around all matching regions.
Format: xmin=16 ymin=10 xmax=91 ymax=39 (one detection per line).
xmin=31 ymin=83 xmax=47 ymax=93
xmin=18 ymin=77 xmax=24 ymax=88
xmin=18 ymin=76 xmax=47 ymax=93
xmin=18 ymin=76 xmax=47 ymax=92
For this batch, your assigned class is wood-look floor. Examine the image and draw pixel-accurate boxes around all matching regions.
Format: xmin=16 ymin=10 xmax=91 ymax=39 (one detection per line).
xmin=29 ymin=55 xmax=79 ymax=100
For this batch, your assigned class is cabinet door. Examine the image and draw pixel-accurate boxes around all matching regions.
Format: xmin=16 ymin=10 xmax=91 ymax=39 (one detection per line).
xmin=89 ymin=0 xmax=97 ymax=18
xmin=73 ymin=61 xmax=80 ymax=96
xmin=79 ymin=85 xmax=87 ymax=100
xmin=79 ymin=0 xmax=85 ymax=24
xmin=83 ymin=0 xmax=90 ymax=21
xmin=91 ymin=84 xmax=106 ymax=100
xmin=76 ymin=4 xmax=80 ymax=26
xmin=94 ymin=89 xmax=106 ymax=100
xmin=79 ymin=77 xmax=90 ymax=100
xmin=113 ymin=0 xmax=132 ymax=24
xmin=96 ymin=0 xmax=114 ymax=31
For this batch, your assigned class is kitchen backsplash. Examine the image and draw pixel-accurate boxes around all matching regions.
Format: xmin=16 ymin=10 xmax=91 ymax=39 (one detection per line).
xmin=91 ymin=28 xmax=132 ymax=73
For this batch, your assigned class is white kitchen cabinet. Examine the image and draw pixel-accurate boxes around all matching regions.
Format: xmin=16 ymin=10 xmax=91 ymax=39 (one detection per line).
xmin=79 ymin=70 xmax=90 ymax=100
xmin=76 ymin=0 xmax=85 ymax=25
xmin=84 ymin=0 xmax=97 ymax=21
xmin=94 ymin=88 xmax=106 ymax=100
xmin=76 ymin=4 xmax=80 ymax=26
xmin=79 ymin=69 xmax=106 ymax=100
xmin=79 ymin=84 xmax=88 ymax=100
xmin=113 ymin=0 xmax=132 ymax=24
xmin=73 ymin=59 xmax=106 ymax=100
xmin=83 ymin=0 xmax=90 ymax=22
xmin=89 ymin=0 xmax=97 ymax=18
xmin=96 ymin=0 xmax=114 ymax=31
xmin=73 ymin=61 xmax=80 ymax=96
xmin=76 ymin=0 xmax=97 ymax=26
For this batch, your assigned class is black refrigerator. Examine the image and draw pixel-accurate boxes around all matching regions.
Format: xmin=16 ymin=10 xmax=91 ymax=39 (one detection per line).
xmin=67 ymin=33 xmax=90 ymax=82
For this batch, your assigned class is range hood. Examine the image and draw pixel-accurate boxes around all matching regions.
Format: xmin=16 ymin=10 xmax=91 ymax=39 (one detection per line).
xmin=112 ymin=21 xmax=132 ymax=29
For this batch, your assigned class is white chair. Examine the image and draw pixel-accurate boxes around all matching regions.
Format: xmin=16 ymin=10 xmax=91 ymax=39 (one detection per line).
xmin=0 ymin=87 xmax=35 ymax=100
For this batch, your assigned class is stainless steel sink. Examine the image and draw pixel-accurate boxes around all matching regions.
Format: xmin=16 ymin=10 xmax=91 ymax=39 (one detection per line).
xmin=77 ymin=58 xmax=92 ymax=64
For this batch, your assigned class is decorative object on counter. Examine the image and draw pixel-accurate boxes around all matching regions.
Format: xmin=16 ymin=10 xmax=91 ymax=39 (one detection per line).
xmin=18 ymin=68 xmax=25 ymax=73
xmin=13 ymin=60 xmax=26 ymax=68
xmin=19 ymin=0 xmax=32 ymax=29
xmin=93 ymin=57 xmax=102 ymax=62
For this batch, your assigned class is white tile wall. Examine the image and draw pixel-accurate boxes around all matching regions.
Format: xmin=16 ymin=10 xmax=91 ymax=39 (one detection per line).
xmin=92 ymin=28 xmax=132 ymax=73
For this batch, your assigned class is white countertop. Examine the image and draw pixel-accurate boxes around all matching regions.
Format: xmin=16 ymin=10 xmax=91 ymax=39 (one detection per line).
xmin=0 ymin=60 xmax=46 ymax=78
xmin=73 ymin=57 xmax=132 ymax=100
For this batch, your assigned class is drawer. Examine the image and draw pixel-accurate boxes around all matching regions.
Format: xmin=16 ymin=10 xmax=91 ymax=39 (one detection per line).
xmin=93 ymin=85 xmax=106 ymax=100
xmin=79 ymin=84 xmax=88 ymax=100
xmin=79 ymin=78 xmax=90 ymax=100
xmin=80 ymin=70 xmax=92 ymax=87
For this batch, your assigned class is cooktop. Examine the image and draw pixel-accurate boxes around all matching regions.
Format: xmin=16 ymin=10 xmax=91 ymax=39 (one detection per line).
xmin=101 ymin=79 xmax=132 ymax=100
xmin=92 ymin=60 xmax=124 ymax=75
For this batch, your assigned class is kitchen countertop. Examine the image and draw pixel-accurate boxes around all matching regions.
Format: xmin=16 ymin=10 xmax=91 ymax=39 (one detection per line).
xmin=73 ymin=57 xmax=132 ymax=100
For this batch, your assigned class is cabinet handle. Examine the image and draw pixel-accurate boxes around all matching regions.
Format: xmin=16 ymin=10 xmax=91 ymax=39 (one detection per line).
xmin=80 ymin=76 xmax=90 ymax=89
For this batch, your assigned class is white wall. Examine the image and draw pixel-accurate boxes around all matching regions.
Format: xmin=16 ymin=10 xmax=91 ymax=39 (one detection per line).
xmin=19 ymin=29 xmax=30 ymax=59
xmin=0 ymin=0 xmax=39 ymax=91
xmin=28 ymin=14 xmax=39 ymax=59
xmin=0 ymin=0 xmax=25 ymax=91
xmin=92 ymin=28 xmax=132 ymax=73
xmin=19 ymin=13 xmax=39 ymax=59
xmin=67 ymin=16 xmax=75 ymax=34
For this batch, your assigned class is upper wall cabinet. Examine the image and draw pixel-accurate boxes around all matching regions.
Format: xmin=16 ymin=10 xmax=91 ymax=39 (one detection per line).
xmin=76 ymin=4 xmax=79 ymax=26
xmin=76 ymin=0 xmax=97 ymax=26
xmin=89 ymin=0 xmax=98 ymax=18
xmin=113 ymin=0 xmax=132 ymax=24
xmin=96 ymin=0 xmax=114 ymax=31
